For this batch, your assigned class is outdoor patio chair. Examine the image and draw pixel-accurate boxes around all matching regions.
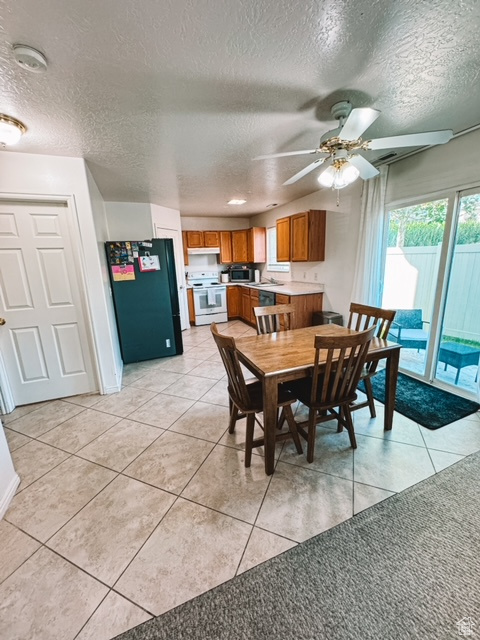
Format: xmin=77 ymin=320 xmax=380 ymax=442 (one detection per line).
xmin=387 ymin=309 xmax=430 ymax=351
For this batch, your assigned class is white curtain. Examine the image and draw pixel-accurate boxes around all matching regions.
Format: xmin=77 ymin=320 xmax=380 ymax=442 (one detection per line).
xmin=350 ymin=165 xmax=389 ymax=306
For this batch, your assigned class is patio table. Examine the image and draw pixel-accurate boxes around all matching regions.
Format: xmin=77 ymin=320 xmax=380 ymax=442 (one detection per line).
xmin=438 ymin=342 xmax=480 ymax=384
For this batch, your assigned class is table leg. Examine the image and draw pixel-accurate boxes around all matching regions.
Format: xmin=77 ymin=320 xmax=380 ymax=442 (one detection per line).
xmin=263 ymin=376 xmax=278 ymax=475
xmin=384 ymin=348 xmax=400 ymax=431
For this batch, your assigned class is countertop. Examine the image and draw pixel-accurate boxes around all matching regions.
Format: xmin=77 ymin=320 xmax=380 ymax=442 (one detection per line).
xmin=186 ymin=282 xmax=325 ymax=295
xmin=228 ymin=282 xmax=325 ymax=296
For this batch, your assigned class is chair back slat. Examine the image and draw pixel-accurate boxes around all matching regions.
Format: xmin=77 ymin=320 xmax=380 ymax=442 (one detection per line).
xmin=311 ymin=326 xmax=376 ymax=407
xmin=210 ymin=323 xmax=251 ymax=410
xmin=348 ymin=303 xmax=396 ymax=340
xmin=254 ymin=304 xmax=296 ymax=335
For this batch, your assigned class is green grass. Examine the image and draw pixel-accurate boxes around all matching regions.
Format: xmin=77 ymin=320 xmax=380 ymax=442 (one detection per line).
xmin=443 ymin=335 xmax=480 ymax=349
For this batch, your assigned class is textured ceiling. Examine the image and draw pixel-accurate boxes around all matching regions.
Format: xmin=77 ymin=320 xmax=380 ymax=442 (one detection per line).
xmin=0 ymin=0 xmax=479 ymax=216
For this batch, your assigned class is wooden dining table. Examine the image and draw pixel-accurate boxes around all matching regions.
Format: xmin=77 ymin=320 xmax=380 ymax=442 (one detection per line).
xmin=235 ymin=324 xmax=401 ymax=475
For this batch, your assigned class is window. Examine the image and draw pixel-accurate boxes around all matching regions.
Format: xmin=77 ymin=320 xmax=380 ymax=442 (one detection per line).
xmin=266 ymin=226 xmax=290 ymax=272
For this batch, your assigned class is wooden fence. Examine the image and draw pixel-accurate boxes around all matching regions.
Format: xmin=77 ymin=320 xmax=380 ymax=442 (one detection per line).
xmin=383 ymin=244 xmax=480 ymax=342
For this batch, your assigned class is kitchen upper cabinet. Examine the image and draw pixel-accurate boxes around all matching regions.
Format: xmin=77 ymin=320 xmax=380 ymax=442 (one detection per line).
xmin=290 ymin=210 xmax=326 ymax=262
xmin=227 ymin=285 xmax=241 ymax=318
xmin=219 ymin=231 xmax=233 ymax=264
xmin=186 ymin=230 xmax=204 ymax=248
xmin=248 ymin=227 xmax=266 ymax=263
xmin=203 ymin=231 xmax=219 ymax=247
xmin=185 ymin=230 xmax=220 ymax=248
xmin=182 ymin=231 xmax=189 ymax=265
xmin=276 ymin=217 xmax=291 ymax=262
xmin=232 ymin=230 xmax=249 ymax=263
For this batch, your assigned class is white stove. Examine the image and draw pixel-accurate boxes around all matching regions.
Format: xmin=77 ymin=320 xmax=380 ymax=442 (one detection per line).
xmin=186 ymin=271 xmax=223 ymax=289
xmin=186 ymin=271 xmax=228 ymax=325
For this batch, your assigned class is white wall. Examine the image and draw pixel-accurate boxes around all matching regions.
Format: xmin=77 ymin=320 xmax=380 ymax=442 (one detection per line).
xmin=181 ymin=216 xmax=250 ymax=230
xmin=0 ymin=425 xmax=20 ymax=519
xmin=105 ymin=202 xmax=153 ymax=239
xmin=251 ymin=183 xmax=363 ymax=320
xmin=0 ymin=150 xmax=121 ymax=396
xmin=85 ymin=167 xmax=123 ymax=391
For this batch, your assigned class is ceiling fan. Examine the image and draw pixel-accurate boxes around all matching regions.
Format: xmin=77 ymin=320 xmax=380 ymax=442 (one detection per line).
xmin=254 ymin=101 xmax=453 ymax=189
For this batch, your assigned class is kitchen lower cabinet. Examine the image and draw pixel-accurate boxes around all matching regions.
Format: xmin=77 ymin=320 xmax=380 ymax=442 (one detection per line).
xmin=187 ymin=287 xmax=195 ymax=324
xmin=227 ymin=285 xmax=241 ymax=318
xmin=241 ymin=289 xmax=251 ymax=322
xmin=276 ymin=292 xmax=323 ymax=328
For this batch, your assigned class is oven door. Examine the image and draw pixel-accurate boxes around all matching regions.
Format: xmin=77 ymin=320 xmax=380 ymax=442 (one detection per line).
xmin=193 ymin=286 xmax=227 ymax=316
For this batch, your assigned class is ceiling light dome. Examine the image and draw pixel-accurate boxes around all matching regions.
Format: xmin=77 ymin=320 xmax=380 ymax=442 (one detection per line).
xmin=318 ymin=159 xmax=359 ymax=189
xmin=0 ymin=115 xmax=27 ymax=147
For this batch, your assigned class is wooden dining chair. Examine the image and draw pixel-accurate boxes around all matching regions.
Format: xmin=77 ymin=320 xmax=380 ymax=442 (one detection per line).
xmin=254 ymin=303 xmax=296 ymax=335
xmin=286 ymin=326 xmax=376 ymax=463
xmin=210 ymin=322 xmax=303 ymax=466
xmin=347 ymin=303 xmax=397 ymax=418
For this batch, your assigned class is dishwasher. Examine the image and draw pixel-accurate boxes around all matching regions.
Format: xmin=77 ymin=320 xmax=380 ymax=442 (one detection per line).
xmin=259 ymin=290 xmax=275 ymax=307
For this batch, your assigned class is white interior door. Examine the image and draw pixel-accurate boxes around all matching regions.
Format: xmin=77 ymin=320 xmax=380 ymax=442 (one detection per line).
xmin=0 ymin=201 xmax=97 ymax=406
xmin=154 ymin=225 xmax=189 ymax=330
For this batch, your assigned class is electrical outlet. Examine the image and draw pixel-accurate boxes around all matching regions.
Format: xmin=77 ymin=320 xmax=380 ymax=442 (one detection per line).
xmin=314 ymin=273 xmax=318 ymax=281
xmin=303 ymin=271 xmax=306 ymax=279
xmin=166 ymin=338 xmax=171 ymax=348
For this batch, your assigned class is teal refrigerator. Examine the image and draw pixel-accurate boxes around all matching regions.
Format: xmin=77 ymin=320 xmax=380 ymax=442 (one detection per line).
xmin=105 ymin=238 xmax=183 ymax=363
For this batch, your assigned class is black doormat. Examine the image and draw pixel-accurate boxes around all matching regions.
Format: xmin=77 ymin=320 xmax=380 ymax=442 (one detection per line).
xmin=364 ymin=369 xmax=480 ymax=429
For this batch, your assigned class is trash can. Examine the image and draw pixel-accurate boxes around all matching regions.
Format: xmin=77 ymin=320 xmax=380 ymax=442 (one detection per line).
xmin=312 ymin=311 xmax=344 ymax=326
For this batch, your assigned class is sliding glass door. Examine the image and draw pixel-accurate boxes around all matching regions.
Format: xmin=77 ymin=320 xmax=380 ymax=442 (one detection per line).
xmin=382 ymin=189 xmax=480 ymax=398
xmin=381 ymin=198 xmax=448 ymax=377
xmin=434 ymin=190 xmax=480 ymax=394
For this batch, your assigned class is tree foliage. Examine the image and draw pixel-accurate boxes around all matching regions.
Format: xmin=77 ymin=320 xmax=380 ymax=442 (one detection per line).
xmin=388 ymin=195 xmax=480 ymax=247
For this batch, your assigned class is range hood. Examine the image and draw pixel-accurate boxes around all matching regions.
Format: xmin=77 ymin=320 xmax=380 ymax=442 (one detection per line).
xmin=187 ymin=247 xmax=220 ymax=255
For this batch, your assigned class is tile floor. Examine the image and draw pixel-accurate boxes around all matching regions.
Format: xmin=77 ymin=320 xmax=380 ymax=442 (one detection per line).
xmin=1 ymin=320 xmax=480 ymax=640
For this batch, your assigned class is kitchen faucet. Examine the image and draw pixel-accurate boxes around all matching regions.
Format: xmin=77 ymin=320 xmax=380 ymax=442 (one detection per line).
xmin=262 ymin=276 xmax=278 ymax=284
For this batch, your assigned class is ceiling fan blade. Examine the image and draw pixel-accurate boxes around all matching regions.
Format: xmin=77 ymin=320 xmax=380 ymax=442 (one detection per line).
xmin=340 ymin=108 xmax=381 ymax=141
xmin=253 ymin=149 xmax=319 ymax=160
xmin=348 ymin=155 xmax=380 ymax=180
xmin=282 ymin=158 xmax=328 ymax=185
xmin=368 ymin=130 xmax=453 ymax=150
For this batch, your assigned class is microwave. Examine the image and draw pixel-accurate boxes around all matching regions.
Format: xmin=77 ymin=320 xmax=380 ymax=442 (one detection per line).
xmin=230 ymin=266 xmax=254 ymax=282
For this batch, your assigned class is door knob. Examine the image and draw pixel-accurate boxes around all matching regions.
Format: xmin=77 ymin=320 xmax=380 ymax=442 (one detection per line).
xmin=0 ymin=318 xmax=5 ymax=325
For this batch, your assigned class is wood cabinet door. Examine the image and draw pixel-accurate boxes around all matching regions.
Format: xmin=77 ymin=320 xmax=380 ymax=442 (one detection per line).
xmin=182 ymin=231 xmax=189 ymax=265
xmin=219 ymin=231 xmax=233 ymax=264
xmin=276 ymin=217 xmax=291 ymax=262
xmin=290 ymin=212 xmax=309 ymax=261
xmin=241 ymin=289 xmax=251 ymax=321
xmin=203 ymin=231 xmax=220 ymax=247
xmin=227 ymin=286 xmax=241 ymax=318
xmin=275 ymin=293 xmax=290 ymax=329
xmin=187 ymin=288 xmax=195 ymax=324
xmin=248 ymin=227 xmax=266 ymax=263
xmin=249 ymin=289 xmax=260 ymax=325
xmin=186 ymin=230 xmax=204 ymax=248
xmin=232 ymin=230 xmax=249 ymax=263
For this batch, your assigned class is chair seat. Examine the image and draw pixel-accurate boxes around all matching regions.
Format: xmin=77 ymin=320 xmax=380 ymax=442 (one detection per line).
xmin=286 ymin=377 xmax=357 ymax=410
xmin=388 ymin=328 xmax=428 ymax=342
xmin=236 ymin=380 xmax=297 ymax=413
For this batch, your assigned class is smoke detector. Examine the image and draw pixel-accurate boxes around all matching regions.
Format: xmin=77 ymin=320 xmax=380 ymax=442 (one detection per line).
xmin=13 ymin=45 xmax=48 ymax=73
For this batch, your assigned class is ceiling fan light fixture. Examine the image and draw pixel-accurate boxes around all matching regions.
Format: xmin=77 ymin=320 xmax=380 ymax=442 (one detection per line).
xmin=0 ymin=114 xmax=27 ymax=146
xmin=318 ymin=160 xmax=359 ymax=189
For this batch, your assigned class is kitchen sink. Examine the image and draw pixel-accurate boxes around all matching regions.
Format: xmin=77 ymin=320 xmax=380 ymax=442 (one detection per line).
xmin=250 ymin=282 xmax=284 ymax=287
